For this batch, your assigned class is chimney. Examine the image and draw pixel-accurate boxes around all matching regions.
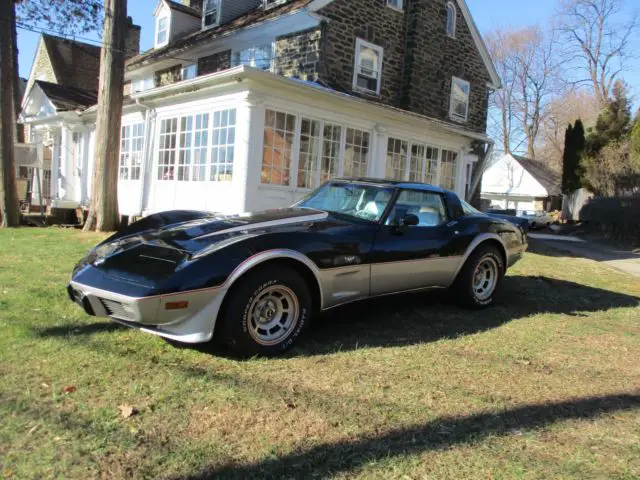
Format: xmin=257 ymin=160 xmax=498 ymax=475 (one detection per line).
xmin=182 ymin=0 xmax=203 ymax=11
xmin=125 ymin=16 xmax=141 ymax=59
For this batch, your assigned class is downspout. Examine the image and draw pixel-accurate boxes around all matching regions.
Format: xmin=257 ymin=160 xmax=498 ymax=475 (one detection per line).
xmin=468 ymin=138 xmax=494 ymax=202
xmin=135 ymin=99 xmax=156 ymax=218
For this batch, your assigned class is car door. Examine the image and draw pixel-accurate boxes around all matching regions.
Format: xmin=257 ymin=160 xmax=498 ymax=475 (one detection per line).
xmin=369 ymin=189 xmax=462 ymax=296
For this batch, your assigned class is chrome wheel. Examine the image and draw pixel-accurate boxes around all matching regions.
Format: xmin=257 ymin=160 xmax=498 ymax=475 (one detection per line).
xmin=247 ymin=285 xmax=300 ymax=346
xmin=473 ymin=256 xmax=499 ymax=301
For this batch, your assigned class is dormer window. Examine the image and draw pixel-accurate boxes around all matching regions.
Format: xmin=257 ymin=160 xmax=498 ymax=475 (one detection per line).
xmin=203 ymin=0 xmax=220 ymax=27
xmin=156 ymin=16 xmax=169 ymax=46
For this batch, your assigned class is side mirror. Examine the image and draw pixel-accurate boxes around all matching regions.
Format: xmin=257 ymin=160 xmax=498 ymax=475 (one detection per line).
xmin=400 ymin=214 xmax=419 ymax=227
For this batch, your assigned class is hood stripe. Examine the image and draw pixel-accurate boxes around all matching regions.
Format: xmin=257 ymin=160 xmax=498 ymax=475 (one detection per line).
xmin=195 ymin=212 xmax=329 ymax=240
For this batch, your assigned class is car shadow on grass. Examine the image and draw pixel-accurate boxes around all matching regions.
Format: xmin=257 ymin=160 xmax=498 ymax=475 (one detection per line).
xmin=290 ymin=275 xmax=640 ymax=357
xmin=34 ymin=321 xmax=126 ymax=338
xmin=34 ymin=275 xmax=638 ymax=357
xmin=178 ymin=393 xmax=640 ymax=479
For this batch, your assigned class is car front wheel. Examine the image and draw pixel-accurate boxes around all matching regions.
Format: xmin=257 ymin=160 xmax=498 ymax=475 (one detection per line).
xmin=453 ymin=244 xmax=505 ymax=309
xmin=220 ymin=265 xmax=312 ymax=357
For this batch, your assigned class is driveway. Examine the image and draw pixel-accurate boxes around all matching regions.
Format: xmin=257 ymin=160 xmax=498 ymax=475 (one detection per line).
xmin=529 ymin=232 xmax=640 ymax=277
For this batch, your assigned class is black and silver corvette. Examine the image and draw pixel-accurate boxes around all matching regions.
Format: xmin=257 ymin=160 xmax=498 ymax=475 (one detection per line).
xmin=68 ymin=179 xmax=527 ymax=356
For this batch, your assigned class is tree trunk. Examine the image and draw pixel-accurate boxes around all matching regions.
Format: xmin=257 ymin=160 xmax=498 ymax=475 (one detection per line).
xmin=0 ymin=0 xmax=20 ymax=228
xmin=84 ymin=0 xmax=127 ymax=232
xmin=11 ymin=3 xmax=23 ymax=143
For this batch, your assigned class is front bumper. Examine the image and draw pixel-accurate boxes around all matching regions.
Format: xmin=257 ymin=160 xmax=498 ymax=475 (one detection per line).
xmin=67 ymin=281 xmax=227 ymax=344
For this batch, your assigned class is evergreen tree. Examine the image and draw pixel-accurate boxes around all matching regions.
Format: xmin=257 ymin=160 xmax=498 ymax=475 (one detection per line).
xmin=585 ymin=80 xmax=633 ymax=156
xmin=562 ymin=120 xmax=586 ymax=193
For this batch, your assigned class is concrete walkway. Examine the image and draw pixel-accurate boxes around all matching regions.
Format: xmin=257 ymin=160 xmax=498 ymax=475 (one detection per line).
xmin=529 ymin=233 xmax=640 ymax=278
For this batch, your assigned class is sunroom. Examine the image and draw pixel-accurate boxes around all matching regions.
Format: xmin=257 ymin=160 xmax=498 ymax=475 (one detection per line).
xmin=120 ymin=66 xmax=488 ymax=217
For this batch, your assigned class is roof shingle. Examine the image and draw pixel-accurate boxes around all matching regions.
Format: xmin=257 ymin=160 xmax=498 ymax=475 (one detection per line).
xmin=512 ymin=154 xmax=562 ymax=197
xmin=42 ymin=34 xmax=101 ymax=92
xmin=127 ymin=0 xmax=312 ymax=70
xmin=36 ymin=80 xmax=98 ymax=111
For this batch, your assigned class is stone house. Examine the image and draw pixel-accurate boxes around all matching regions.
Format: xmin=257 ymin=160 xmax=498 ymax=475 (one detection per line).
xmin=21 ymin=0 xmax=500 ymax=218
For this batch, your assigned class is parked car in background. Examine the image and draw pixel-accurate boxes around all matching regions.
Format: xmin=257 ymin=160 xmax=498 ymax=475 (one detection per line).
xmin=517 ymin=210 xmax=554 ymax=229
xmin=68 ymin=180 xmax=527 ymax=357
xmin=485 ymin=209 xmax=530 ymax=231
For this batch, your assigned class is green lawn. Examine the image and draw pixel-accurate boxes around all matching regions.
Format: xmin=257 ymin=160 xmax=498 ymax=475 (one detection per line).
xmin=1 ymin=228 xmax=639 ymax=479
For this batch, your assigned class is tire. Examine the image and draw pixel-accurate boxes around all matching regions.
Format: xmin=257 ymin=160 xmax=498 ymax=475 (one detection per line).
xmin=220 ymin=265 xmax=312 ymax=357
xmin=452 ymin=244 xmax=505 ymax=309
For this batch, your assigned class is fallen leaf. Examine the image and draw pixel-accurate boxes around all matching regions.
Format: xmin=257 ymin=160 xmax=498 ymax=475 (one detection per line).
xmin=62 ymin=386 xmax=76 ymax=394
xmin=118 ymin=404 xmax=138 ymax=419
xmin=41 ymin=383 xmax=50 ymax=389
xmin=28 ymin=424 xmax=41 ymax=435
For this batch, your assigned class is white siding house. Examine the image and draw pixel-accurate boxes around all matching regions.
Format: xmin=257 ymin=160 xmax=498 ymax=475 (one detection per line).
xmin=481 ymin=153 xmax=561 ymax=212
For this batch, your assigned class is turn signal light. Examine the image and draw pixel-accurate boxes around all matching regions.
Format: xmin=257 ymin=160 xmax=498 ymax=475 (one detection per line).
xmin=165 ymin=301 xmax=189 ymax=310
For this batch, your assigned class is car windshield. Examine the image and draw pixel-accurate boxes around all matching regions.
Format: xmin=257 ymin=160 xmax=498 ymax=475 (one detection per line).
xmin=297 ymin=182 xmax=394 ymax=222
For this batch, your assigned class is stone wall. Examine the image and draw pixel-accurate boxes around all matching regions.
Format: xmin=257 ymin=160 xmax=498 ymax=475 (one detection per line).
xmin=318 ymin=0 xmax=407 ymax=107
xmin=273 ymin=28 xmax=323 ymax=81
xmin=316 ymin=0 xmax=492 ymax=133
xmin=401 ymin=0 xmax=491 ymax=133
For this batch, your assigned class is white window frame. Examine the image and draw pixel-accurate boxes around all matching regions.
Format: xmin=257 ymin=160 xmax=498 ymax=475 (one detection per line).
xmin=156 ymin=15 xmax=169 ymax=47
xmin=155 ymin=108 xmax=237 ymax=184
xmin=449 ymin=76 xmax=470 ymax=122
xmin=181 ymin=64 xmax=197 ymax=81
xmin=385 ymin=136 xmax=461 ymax=192
xmin=202 ymin=0 xmax=221 ymax=29
xmin=386 ymin=0 xmax=403 ymax=11
xmin=446 ymin=2 xmax=457 ymax=38
xmin=132 ymin=77 xmax=155 ymax=93
xmin=261 ymin=108 xmax=372 ymax=190
xmin=352 ymin=38 xmax=384 ymax=96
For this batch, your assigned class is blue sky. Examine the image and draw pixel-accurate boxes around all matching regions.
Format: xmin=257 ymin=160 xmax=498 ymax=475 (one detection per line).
xmin=16 ymin=0 xmax=639 ymax=105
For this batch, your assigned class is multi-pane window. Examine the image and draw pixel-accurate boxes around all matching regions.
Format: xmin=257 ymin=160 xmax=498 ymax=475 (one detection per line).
xmin=321 ymin=123 xmax=342 ymax=184
xmin=440 ymin=149 xmax=458 ymax=191
xmin=156 ymin=17 xmax=168 ymax=46
xmin=233 ymin=44 xmax=273 ymax=70
xmin=158 ymin=118 xmax=178 ymax=180
xmin=192 ymin=114 xmax=209 ymax=181
xmin=386 ymin=138 xmax=408 ymax=180
xmin=450 ymin=77 xmax=470 ymax=121
xmin=177 ymin=116 xmax=193 ymax=182
xmin=119 ymin=123 xmax=144 ymax=180
xmin=386 ymin=0 xmax=403 ymax=10
xmin=343 ymin=128 xmax=370 ymax=178
xmin=353 ymin=39 xmax=383 ymax=95
xmin=176 ymin=114 xmax=210 ymax=182
xmin=157 ymin=110 xmax=234 ymax=182
xmin=409 ymin=143 xmax=439 ymax=185
xmin=297 ymin=118 xmax=321 ymax=189
xmin=203 ymin=0 xmax=220 ymax=27
xmin=262 ymin=109 xmax=296 ymax=185
xmin=210 ymin=109 xmax=236 ymax=182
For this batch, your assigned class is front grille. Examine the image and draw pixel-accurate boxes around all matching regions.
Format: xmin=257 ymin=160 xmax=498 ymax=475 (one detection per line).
xmin=100 ymin=299 xmax=136 ymax=322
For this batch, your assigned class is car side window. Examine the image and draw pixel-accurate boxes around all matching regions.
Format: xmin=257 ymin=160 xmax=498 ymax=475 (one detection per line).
xmin=386 ymin=190 xmax=448 ymax=227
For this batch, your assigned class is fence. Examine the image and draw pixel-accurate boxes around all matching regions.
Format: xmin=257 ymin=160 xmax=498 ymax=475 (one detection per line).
xmin=579 ymin=196 xmax=640 ymax=246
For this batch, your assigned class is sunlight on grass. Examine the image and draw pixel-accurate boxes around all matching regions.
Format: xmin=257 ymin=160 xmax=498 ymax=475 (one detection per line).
xmin=0 ymin=228 xmax=639 ymax=479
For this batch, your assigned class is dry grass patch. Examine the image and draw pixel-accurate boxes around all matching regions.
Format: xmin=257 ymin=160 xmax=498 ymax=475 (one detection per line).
xmin=1 ymin=228 xmax=639 ymax=479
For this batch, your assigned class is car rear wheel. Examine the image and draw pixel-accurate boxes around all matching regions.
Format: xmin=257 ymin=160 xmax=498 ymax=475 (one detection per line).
xmin=453 ymin=244 xmax=505 ymax=309
xmin=220 ymin=265 xmax=312 ymax=357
